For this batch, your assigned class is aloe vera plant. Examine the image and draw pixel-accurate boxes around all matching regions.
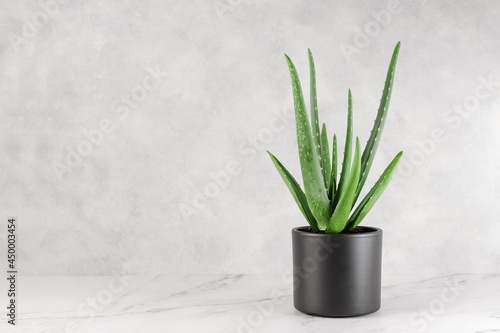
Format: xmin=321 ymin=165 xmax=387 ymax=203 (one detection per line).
xmin=268 ymin=42 xmax=403 ymax=233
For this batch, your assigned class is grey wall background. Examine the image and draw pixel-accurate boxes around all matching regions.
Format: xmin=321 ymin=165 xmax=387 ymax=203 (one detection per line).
xmin=1 ymin=0 xmax=499 ymax=276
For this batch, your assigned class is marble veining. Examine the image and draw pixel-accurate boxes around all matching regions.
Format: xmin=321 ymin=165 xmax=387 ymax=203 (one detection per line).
xmin=2 ymin=274 xmax=500 ymax=332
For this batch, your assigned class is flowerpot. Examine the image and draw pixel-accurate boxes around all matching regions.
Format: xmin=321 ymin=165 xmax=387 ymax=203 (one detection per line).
xmin=291 ymin=226 xmax=383 ymax=317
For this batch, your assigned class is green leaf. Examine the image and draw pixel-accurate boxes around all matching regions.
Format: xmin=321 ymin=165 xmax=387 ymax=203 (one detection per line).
xmin=346 ymin=151 xmax=403 ymax=231
xmin=326 ymin=137 xmax=362 ymax=233
xmin=285 ymin=54 xmax=332 ymax=229
xmin=332 ymin=89 xmax=353 ymax=209
xmin=329 ymin=134 xmax=337 ymax=200
xmin=354 ymin=41 xmax=401 ymax=205
xmin=308 ymin=49 xmax=324 ymax=184
xmin=267 ymin=151 xmax=319 ymax=231
xmin=321 ymin=123 xmax=331 ymax=190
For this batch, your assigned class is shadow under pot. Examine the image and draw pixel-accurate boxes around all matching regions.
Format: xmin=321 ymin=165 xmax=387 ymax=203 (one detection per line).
xmin=292 ymin=226 xmax=383 ymax=317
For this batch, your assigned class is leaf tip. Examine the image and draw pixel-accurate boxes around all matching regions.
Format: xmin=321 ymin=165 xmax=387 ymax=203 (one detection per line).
xmin=393 ymin=42 xmax=401 ymax=56
xmin=308 ymin=49 xmax=315 ymax=70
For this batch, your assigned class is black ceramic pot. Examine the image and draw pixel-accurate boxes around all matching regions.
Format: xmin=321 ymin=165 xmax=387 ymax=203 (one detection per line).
xmin=292 ymin=226 xmax=383 ymax=317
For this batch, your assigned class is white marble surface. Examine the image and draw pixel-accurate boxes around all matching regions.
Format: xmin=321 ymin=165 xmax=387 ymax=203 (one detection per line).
xmin=2 ymin=274 xmax=499 ymax=332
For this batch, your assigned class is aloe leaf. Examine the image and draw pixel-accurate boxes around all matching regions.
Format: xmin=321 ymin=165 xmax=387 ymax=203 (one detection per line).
xmin=285 ymin=54 xmax=332 ymax=229
xmin=328 ymin=134 xmax=337 ymax=199
xmin=326 ymin=137 xmax=361 ymax=233
xmin=321 ymin=123 xmax=331 ymax=191
xmin=346 ymin=151 xmax=403 ymax=231
xmin=308 ymin=49 xmax=324 ymax=183
xmin=354 ymin=41 xmax=401 ymax=205
xmin=267 ymin=151 xmax=319 ymax=231
xmin=332 ymin=89 xmax=353 ymax=209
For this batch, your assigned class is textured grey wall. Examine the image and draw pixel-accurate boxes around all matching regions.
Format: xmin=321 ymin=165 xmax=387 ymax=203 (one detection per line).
xmin=1 ymin=0 xmax=499 ymax=275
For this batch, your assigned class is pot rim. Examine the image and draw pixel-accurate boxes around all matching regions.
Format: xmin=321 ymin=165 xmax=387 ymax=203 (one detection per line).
xmin=292 ymin=226 xmax=382 ymax=238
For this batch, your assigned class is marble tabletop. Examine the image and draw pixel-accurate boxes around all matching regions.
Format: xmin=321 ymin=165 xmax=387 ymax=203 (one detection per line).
xmin=2 ymin=274 xmax=499 ymax=333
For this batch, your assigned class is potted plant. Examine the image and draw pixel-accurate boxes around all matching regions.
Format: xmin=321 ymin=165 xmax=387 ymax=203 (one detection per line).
xmin=267 ymin=42 xmax=402 ymax=317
